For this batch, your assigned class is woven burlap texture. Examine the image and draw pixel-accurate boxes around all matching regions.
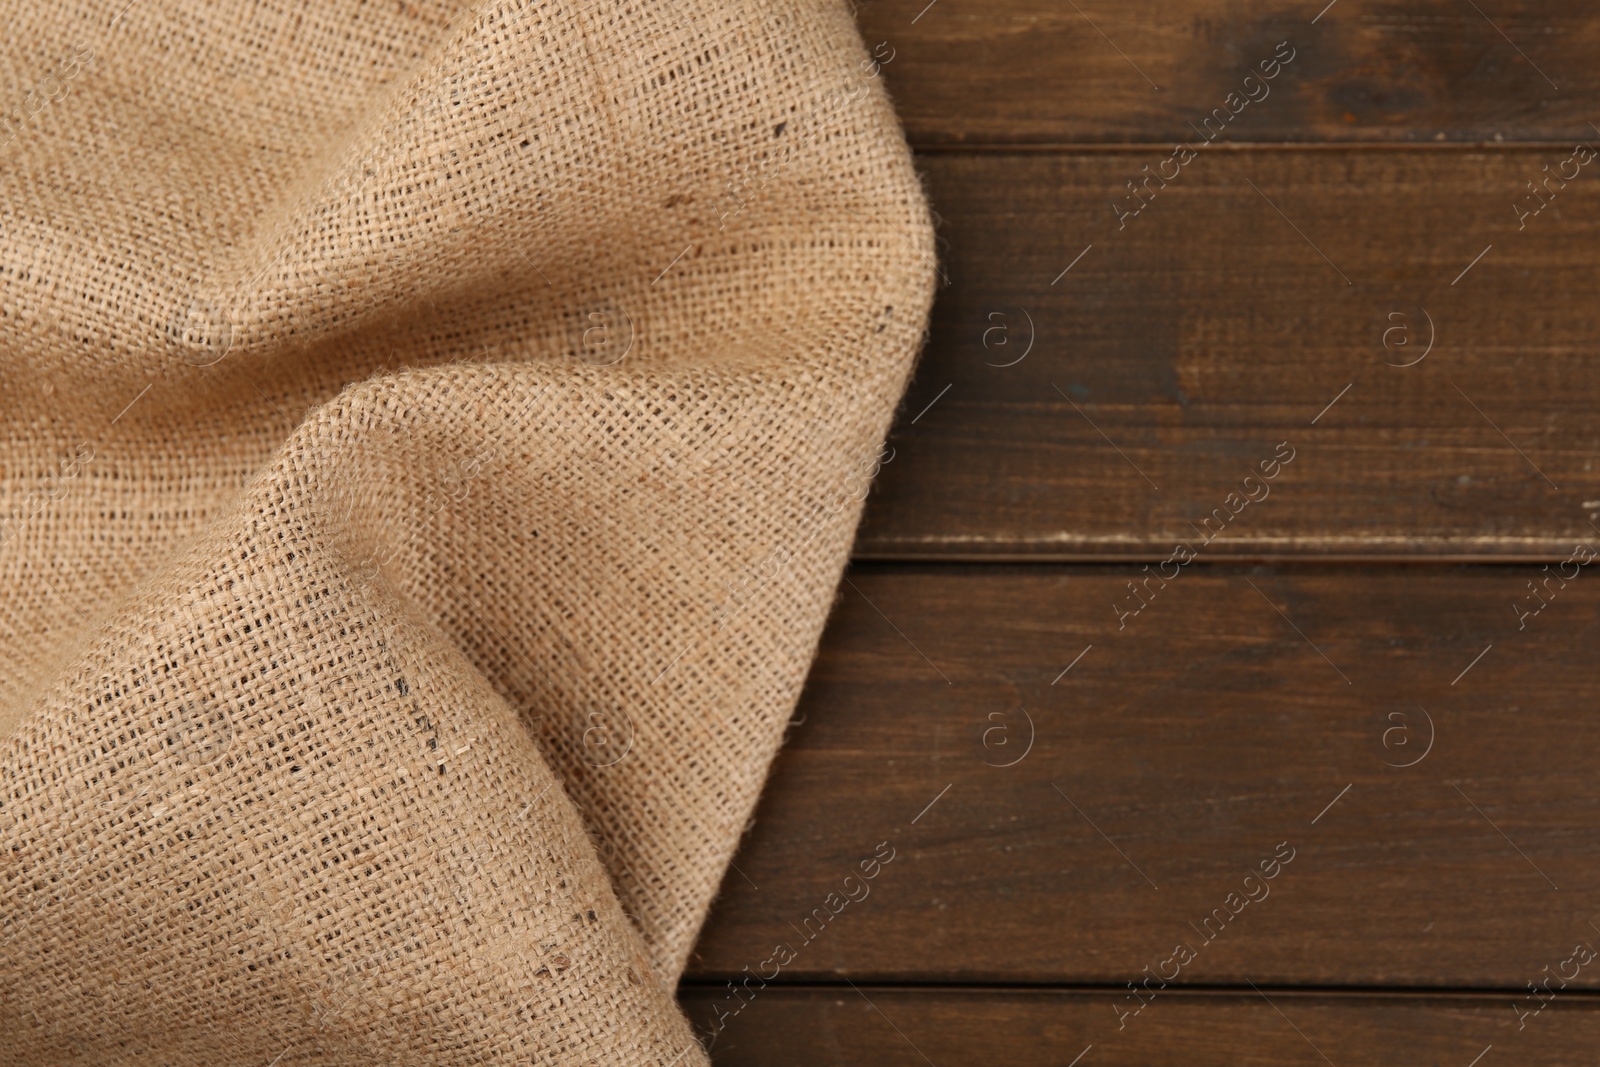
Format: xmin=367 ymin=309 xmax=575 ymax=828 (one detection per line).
xmin=0 ymin=0 xmax=934 ymax=1062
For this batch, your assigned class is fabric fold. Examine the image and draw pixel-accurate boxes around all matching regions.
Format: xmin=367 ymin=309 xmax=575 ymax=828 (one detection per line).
xmin=0 ymin=0 xmax=933 ymax=1062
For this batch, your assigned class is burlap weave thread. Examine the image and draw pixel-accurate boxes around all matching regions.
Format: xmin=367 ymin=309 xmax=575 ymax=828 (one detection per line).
xmin=0 ymin=0 xmax=934 ymax=1061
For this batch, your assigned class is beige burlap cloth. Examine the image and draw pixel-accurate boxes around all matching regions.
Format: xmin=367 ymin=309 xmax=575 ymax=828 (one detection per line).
xmin=0 ymin=0 xmax=933 ymax=1061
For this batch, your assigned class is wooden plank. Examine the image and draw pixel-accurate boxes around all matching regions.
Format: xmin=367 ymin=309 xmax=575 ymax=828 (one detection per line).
xmin=680 ymin=985 xmax=1600 ymax=1066
xmin=855 ymin=149 xmax=1600 ymax=560
xmin=857 ymin=0 xmax=1599 ymax=145
xmin=686 ymin=565 xmax=1600 ymax=986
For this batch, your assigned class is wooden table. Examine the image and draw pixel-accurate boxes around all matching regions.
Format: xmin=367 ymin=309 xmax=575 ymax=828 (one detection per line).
xmin=683 ymin=3 xmax=1600 ymax=1061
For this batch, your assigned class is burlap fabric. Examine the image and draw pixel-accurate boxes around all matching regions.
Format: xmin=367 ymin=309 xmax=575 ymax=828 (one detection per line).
xmin=0 ymin=0 xmax=933 ymax=1061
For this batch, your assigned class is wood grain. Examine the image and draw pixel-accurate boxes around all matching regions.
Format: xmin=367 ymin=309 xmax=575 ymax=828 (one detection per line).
xmin=856 ymin=0 xmax=1598 ymax=145
xmin=680 ymin=985 xmax=1600 ymax=1066
xmin=855 ymin=149 xmax=1600 ymax=560
xmin=685 ymin=5 xmax=1600 ymax=1055
xmin=686 ymin=565 xmax=1600 ymax=986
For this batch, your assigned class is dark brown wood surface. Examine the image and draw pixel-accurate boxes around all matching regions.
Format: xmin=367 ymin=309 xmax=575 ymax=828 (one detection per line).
xmin=858 ymin=0 xmax=1598 ymax=146
xmin=687 ymin=565 xmax=1600 ymax=986
xmin=682 ymin=6 xmax=1600 ymax=1063
xmin=855 ymin=150 xmax=1600 ymax=560
xmin=681 ymin=986 xmax=1600 ymax=1066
